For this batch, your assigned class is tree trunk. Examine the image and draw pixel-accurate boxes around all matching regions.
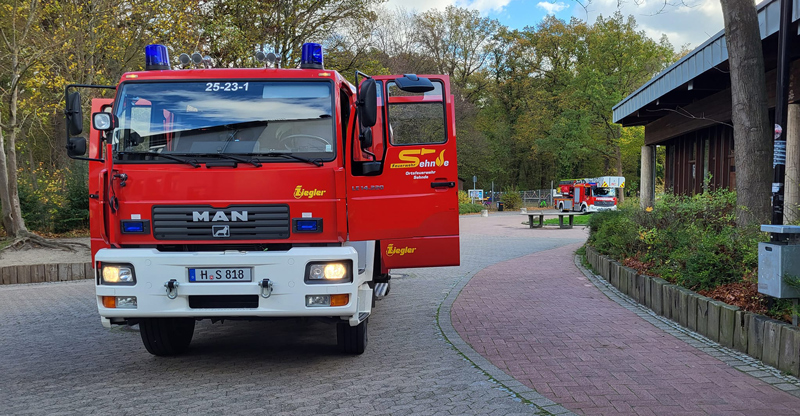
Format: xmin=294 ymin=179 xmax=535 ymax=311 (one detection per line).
xmin=4 ymin=40 xmax=29 ymax=238
xmin=720 ymin=0 xmax=772 ymax=227
xmin=615 ymin=138 xmax=624 ymax=203
xmin=0 ymin=113 xmax=15 ymax=235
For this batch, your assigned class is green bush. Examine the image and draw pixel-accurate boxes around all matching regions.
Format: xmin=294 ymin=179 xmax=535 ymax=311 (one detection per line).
xmin=500 ymin=188 xmax=522 ymax=210
xmin=17 ymin=162 xmax=89 ymax=234
xmin=459 ymin=203 xmax=484 ymax=214
xmin=588 ymin=189 xmax=765 ymax=291
xmin=458 ymin=190 xmax=471 ymax=205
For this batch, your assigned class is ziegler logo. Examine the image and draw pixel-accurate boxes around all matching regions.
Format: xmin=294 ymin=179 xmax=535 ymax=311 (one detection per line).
xmin=385 ymin=244 xmax=416 ymax=256
xmin=192 ymin=211 xmax=248 ymax=222
xmin=294 ymin=186 xmax=326 ymax=199
xmin=390 ymin=148 xmax=449 ymax=169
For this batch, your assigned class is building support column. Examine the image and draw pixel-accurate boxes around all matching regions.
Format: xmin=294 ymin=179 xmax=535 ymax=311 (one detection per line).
xmin=786 ymin=103 xmax=800 ymax=224
xmin=640 ymin=145 xmax=655 ymax=209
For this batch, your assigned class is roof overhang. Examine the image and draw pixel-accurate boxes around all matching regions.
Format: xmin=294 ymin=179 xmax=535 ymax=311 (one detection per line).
xmin=613 ymin=0 xmax=798 ymax=126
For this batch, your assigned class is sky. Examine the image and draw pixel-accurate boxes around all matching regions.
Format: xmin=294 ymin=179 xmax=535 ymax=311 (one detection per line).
xmin=385 ymin=0 xmax=726 ymax=52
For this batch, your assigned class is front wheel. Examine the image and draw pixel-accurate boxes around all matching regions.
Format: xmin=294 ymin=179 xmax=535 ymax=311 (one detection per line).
xmin=581 ymin=204 xmax=587 ymax=213
xmin=139 ymin=318 xmax=195 ymax=356
xmin=337 ymin=319 xmax=368 ymax=355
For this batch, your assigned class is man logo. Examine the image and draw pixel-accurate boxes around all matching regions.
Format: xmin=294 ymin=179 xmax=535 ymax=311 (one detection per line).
xmin=212 ymin=225 xmax=230 ymax=238
xmin=193 ymin=211 xmax=248 ymax=222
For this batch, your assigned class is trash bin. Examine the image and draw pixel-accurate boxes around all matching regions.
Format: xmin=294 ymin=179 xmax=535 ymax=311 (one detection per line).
xmin=497 ymin=202 xmax=504 ymax=211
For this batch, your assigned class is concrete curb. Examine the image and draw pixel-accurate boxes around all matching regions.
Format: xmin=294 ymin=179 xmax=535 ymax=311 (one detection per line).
xmin=582 ymin=247 xmax=800 ymax=395
xmin=438 ymin=266 xmax=577 ymax=415
xmin=0 ymin=262 xmax=93 ymax=285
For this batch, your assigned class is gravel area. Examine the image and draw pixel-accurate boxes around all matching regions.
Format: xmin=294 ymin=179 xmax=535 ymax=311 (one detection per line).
xmin=0 ymin=238 xmax=91 ymax=266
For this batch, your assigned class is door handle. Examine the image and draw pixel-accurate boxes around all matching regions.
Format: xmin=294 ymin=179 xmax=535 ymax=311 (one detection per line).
xmin=431 ymin=181 xmax=455 ymax=188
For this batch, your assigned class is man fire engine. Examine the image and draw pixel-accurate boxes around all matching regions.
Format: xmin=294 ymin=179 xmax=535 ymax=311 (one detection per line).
xmin=63 ymin=43 xmax=460 ymax=356
xmin=554 ymin=176 xmax=625 ymax=212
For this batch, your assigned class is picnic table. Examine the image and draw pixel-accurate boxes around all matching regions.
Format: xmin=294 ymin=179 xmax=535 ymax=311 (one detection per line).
xmin=522 ymin=210 xmax=586 ymax=229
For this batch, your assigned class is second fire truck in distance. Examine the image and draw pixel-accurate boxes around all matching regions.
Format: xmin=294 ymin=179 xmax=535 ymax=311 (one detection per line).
xmin=554 ymin=176 xmax=625 ymax=212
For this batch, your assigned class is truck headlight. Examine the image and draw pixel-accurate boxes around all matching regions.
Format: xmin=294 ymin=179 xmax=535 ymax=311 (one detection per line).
xmin=101 ymin=264 xmax=136 ymax=285
xmin=305 ymin=261 xmax=351 ymax=283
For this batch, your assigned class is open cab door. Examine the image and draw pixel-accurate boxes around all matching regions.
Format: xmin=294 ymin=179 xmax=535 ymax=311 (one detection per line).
xmin=347 ymin=74 xmax=459 ymax=269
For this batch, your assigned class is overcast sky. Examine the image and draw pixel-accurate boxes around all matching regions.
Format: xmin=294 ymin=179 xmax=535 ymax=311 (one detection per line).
xmin=386 ymin=0 xmax=725 ymax=51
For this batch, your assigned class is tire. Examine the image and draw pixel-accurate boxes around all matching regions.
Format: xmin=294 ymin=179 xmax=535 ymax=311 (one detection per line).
xmin=139 ymin=318 xmax=195 ymax=356
xmin=581 ymin=204 xmax=587 ymax=213
xmin=337 ymin=318 xmax=368 ymax=355
xmin=557 ymin=203 xmax=564 ymax=212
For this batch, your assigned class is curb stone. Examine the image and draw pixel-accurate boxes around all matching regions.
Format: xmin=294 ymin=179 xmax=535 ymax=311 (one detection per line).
xmin=574 ymin=253 xmax=800 ymax=398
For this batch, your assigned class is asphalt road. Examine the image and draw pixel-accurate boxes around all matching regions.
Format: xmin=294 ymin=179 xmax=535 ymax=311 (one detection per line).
xmin=0 ymin=214 xmax=586 ymax=415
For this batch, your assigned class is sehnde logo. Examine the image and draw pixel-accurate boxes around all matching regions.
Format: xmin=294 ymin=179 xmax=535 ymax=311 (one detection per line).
xmin=192 ymin=211 xmax=248 ymax=222
xmin=390 ymin=148 xmax=449 ymax=169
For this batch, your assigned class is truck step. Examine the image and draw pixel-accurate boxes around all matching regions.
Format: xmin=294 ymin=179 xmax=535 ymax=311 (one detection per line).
xmin=374 ymin=282 xmax=390 ymax=299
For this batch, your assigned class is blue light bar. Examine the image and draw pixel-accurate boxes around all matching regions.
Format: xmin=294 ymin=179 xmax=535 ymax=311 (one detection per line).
xmin=300 ymin=43 xmax=324 ymax=69
xmin=145 ymin=44 xmax=170 ymax=71
xmin=296 ymin=220 xmax=318 ymax=231
xmin=121 ymin=220 xmax=149 ymax=234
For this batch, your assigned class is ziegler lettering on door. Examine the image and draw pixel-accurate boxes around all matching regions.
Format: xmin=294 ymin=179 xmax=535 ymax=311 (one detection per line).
xmin=294 ymin=186 xmax=326 ymax=199
xmin=390 ymin=149 xmax=449 ymax=169
xmin=386 ymin=244 xmax=416 ymax=256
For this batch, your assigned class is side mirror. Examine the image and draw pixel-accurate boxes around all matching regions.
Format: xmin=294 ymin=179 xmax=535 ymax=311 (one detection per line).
xmin=359 ymin=127 xmax=373 ymax=148
xmin=361 ymin=161 xmax=381 ymax=176
xmin=66 ymin=92 xmax=83 ymax=135
xmin=357 ymin=78 xmax=377 ymax=127
xmin=394 ymin=74 xmax=434 ymax=93
xmin=66 ymin=137 xmax=86 ymax=157
xmin=92 ymin=112 xmax=114 ymax=131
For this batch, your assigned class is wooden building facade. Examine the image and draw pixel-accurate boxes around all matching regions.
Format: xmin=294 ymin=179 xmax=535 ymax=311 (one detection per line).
xmin=662 ymin=125 xmax=735 ymax=195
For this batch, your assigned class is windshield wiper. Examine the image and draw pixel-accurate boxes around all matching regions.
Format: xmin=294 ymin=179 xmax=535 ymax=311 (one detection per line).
xmin=182 ymin=152 xmax=262 ymax=167
xmin=255 ymin=152 xmax=324 ymax=167
xmin=117 ymin=151 xmax=200 ymax=168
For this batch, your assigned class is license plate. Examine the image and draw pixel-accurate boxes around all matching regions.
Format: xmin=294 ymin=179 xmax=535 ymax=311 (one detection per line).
xmin=188 ymin=267 xmax=252 ymax=282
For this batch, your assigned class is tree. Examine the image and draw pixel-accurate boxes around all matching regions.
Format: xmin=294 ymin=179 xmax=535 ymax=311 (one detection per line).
xmin=719 ymin=0 xmax=771 ymax=227
xmin=195 ymin=0 xmax=382 ymax=69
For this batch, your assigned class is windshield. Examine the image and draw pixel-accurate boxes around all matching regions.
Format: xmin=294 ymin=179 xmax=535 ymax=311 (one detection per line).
xmin=593 ymin=187 xmax=616 ymax=197
xmin=112 ymin=81 xmax=335 ymax=161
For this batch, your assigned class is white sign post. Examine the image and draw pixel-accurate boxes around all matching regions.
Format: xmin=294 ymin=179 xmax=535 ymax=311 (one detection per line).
xmin=472 ymin=176 xmax=477 ymax=203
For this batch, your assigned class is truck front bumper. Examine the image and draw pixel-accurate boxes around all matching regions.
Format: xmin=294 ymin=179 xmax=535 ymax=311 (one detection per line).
xmin=94 ymin=247 xmax=370 ymax=325
xmin=588 ymin=205 xmax=617 ymax=212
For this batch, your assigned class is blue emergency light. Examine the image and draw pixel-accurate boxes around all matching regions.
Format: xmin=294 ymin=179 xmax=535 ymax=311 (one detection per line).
xmin=300 ymin=43 xmax=324 ymax=69
xmin=145 ymin=44 xmax=171 ymax=71
xmin=120 ymin=220 xmax=150 ymax=234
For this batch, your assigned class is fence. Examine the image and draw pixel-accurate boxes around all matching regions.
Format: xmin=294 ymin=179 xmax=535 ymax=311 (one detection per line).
xmin=482 ymin=189 xmax=553 ymax=209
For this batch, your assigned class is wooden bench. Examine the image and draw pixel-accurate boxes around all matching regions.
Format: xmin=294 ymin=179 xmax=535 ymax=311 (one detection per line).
xmin=522 ymin=211 xmax=585 ymax=229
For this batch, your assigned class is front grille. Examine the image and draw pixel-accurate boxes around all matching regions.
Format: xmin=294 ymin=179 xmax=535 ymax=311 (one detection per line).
xmin=152 ymin=204 xmax=290 ymax=240
xmin=594 ymin=200 xmax=615 ymax=207
xmin=189 ymin=295 xmax=259 ymax=309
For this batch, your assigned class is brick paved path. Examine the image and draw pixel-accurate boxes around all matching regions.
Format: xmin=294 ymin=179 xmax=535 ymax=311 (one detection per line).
xmin=452 ymin=241 xmax=800 ymax=415
xmin=0 ymin=213 xmax=582 ymax=415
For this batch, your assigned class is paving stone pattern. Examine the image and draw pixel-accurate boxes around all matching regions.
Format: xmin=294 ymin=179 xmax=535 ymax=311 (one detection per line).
xmin=0 ymin=213 xmax=582 ymax=415
xmin=451 ymin=240 xmax=800 ymax=415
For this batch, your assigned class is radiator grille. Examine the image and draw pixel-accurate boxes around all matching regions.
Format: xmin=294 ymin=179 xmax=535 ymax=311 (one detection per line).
xmin=152 ymin=205 xmax=290 ymax=240
xmin=594 ymin=200 xmax=615 ymax=207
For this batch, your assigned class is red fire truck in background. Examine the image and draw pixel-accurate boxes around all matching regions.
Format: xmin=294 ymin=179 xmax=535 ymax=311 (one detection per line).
xmin=554 ymin=176 xmax=625 ymax=212
xmin=63 ymin=43 xmax=460 ymax=356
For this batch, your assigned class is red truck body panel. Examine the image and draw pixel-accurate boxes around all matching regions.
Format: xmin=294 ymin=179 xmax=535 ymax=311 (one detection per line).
xmin=87 ymin=68 xmax=459 ymax=269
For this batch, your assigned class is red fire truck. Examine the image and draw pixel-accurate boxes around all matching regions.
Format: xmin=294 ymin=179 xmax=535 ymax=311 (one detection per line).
xmin=63 ymin=43 xmax=459 ymax=356
xmin=554 ymin=176 xmax=625 ymax=212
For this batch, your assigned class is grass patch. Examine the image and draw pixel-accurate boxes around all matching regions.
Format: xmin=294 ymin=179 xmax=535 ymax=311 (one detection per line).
xmin=542 ymin=214 xmax=591 ymax=226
